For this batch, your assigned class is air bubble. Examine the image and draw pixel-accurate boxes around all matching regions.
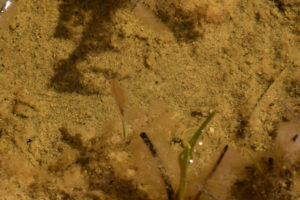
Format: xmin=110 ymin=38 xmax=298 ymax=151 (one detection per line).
xmin=0 ymin=0 xmax=12 ymax=13
xmin=0 ymin=0 xmax=17 ymax=29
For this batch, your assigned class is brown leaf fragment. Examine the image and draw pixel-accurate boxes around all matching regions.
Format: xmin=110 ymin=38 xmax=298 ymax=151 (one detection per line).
xmin=111 ymin=79 xmax=126 ymax=116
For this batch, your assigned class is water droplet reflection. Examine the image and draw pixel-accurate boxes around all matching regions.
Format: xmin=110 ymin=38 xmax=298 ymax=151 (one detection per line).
xmin=0 ymin=0 xmax=17 ymax=29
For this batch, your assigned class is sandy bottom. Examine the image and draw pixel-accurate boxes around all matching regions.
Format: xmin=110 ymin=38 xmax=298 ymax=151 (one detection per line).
xmin=0 ymin=0 xmax=299 ymax=199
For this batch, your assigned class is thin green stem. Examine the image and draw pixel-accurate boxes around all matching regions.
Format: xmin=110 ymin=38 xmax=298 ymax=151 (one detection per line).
xmin=176 ymin=144 xmax=191 ymax=200
xmin=176 ymin=112 xmax=216 ymax=200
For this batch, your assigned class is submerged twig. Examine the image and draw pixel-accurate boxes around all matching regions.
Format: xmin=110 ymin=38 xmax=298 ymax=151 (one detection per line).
xmin=246 ymin=149 xmax=263 ymax=174
xmin=194 ymin=145 xmax=228 ymax=200
xmin=140 ymin=132 xmax=174 ymax=200
xmin=206 ymin=145 xmax=229 ymax=180
xmin=189 ymin=182 xmax=220 ymax=200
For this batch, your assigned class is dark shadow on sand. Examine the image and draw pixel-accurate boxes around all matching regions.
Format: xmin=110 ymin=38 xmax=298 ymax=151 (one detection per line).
xmin=51 ymin=0 xmax=128 ymax=94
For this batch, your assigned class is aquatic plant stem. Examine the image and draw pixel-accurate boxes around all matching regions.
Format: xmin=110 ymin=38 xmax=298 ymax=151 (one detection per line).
xmin=189 ymin=112 xmax=216 ymax=152
xmin=122 ymin=119 xmax=128 ymax=138
xmin=176 ymin=112 xmax=215 ymax=200
xmin=176 ymin=144 xmax=191 ymax=200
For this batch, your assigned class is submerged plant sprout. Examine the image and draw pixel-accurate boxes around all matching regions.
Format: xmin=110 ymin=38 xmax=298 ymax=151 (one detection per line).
xmin=0 ymin=0 xmax=298 ymax=199
xmin=176 ymin=112 xmax=216 ymax=200
xmin=125 ymin=104 xmax=300 ymax=200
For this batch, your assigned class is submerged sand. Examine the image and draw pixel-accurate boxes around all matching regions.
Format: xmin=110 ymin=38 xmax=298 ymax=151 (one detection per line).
xmin=0 ymin=0 xmax=299 ymax=199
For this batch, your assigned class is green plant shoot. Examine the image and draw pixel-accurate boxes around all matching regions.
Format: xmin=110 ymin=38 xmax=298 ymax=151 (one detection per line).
xmin=176 ymin=112 xmax=216 ymax=200
xmin=123 ymin=120 xmax=128 ymax=138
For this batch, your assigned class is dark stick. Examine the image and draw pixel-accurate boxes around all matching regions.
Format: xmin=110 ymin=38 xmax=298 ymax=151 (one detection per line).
xmin=194 ymin=145 xmax=229 ymax=200
xmin=140 ymin=132 xmax=174 ymax=200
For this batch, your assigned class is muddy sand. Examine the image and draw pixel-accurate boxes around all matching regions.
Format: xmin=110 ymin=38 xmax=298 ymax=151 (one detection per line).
xmin=0 ymin=0 xmax=299 ymax=199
